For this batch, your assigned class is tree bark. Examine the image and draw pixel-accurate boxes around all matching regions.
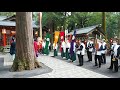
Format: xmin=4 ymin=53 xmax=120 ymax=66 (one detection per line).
xmin=11 ymin=12 xmax=41 ymax=72
xmin=102 ymin=12 xmax=107 ymax=40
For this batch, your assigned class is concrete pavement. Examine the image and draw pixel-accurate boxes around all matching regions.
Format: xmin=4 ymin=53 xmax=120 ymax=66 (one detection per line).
xmin=54 ymin=52 xmax=120 ymax=78
xmin=0 ymin=52 xmax=117 ymax=78
xmin=30 ymin=54 xmax=110 ymax=78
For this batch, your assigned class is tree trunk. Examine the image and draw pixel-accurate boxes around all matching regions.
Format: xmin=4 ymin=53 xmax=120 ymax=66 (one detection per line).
xmin=51 ymin=21 xmax=54 ymax=50
xmin=11 ymin=12 xmax=41 ymax=72
xmin=48 ymin=20 xmax=53 ymax=50
xmin=118 ymin=18 xmax=120 ymax=44
xmin=102 ymin=12 xmax=107 ymax=40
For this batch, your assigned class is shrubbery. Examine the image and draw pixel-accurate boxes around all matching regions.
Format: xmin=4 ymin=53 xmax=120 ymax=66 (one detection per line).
xmin=0 ymin=46 xmax=4 ymax=52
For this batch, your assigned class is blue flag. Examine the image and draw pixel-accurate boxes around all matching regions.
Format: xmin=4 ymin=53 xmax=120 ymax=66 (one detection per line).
xmin=72 ymin=29 xmax=76 ymax=40
xmin=73 ymin=29 xmax=76 ymax=36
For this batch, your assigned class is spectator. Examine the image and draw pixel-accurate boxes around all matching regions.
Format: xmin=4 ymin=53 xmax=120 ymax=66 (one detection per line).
xmin=10 ymin=38 xmax=16 ymax=61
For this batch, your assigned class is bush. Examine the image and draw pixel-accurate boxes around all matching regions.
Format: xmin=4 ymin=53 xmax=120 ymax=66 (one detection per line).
xmin=0 ymin=46 xmax=4 ymax=52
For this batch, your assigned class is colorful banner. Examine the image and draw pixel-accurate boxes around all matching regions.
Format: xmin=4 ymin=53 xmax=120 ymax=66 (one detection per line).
xmin=73 ymin=29 xmax=76 ymax=37
xmin=60 ymin=31 xmax=65 ymax=41
xmin=60 ymin=31 xmax=65 ymax=52
xmin=44 ymin=33 xmax=51 ymax=55
xmin=54 ymin=31 xmax=60 ymax=47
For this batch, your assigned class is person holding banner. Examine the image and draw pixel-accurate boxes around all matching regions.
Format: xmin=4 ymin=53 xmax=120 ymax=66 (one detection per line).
xmin=70 ymin=30 xmax=76 ymax=62
xmin=44 ymin=33 xmax=51 ymax=55
xmin=60 ymin=31 xmax=65 ymax=52
xmin=54 ymin=31 xmax=60 ymax=47
xmin=60 ymin=31 xmax=65 ymax=58
xmin=53 ymin=31 xmax=60 ymax=57
xmin=53 ymin=42 xmax=58 ymax=57
xmin=94 ymin=39 xmax=102 ymax=68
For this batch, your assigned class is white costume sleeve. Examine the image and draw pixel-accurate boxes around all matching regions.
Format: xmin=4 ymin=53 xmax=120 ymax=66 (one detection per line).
xmin=56 ymin=44 xmax=58 ymax=50
xmin=63 ymin=42 xmax=66 ymax=52
xmin=49 ymin=43 xmax=51 ymax=46
xmin=53 ymin=43 xmax=55 ymax=50
xmin=74 ymin=42 xmax=76 ymax=52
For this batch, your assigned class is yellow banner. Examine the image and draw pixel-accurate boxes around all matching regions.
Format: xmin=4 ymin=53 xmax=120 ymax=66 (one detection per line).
xmin=54 ymin=31 xmax=60 ymax=46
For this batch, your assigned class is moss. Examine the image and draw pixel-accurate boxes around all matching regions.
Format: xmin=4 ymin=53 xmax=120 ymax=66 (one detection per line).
xmin=0 ymin=46 xmax=4 ymax=52
xmin=10 ymin=58 xmax=41 ymax=72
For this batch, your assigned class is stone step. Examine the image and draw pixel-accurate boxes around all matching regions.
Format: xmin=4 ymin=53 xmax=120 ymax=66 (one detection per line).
xmin=0 ymin=57 xmax=4 ymax=67
xmin=0 ymin=53 xmax=14 ymax=66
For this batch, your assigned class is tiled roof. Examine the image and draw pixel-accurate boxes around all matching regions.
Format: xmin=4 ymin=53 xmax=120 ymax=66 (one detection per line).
xmin=0 ymin=21 xmax=38 ymax=28
xmin=67 ymin=25 xmax=100 ymax=35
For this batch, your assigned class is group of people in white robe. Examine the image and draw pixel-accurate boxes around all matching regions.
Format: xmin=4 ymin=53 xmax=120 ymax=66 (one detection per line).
xmin=52 ymin=37 xmax=120 ymax=72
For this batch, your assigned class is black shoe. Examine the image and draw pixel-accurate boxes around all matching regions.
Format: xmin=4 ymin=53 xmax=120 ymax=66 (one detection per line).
xmin=108 ymin=67 xmax=112 ymax=70
xmin=77 ymin=64 xmax=81 ymax=66
xmin=101 ymin=61 xmax=103 ymax=63
xmin=114 ymin=71 xmax=118 ymax=73
xmin=96 ymin=66 xmax=101 ymax=68
xmin=95 ymin=65 xmax=98 ymax=66
xmin=79 ymin=65 xmax=83 ymax=66
xmin=87 ymin=60 xmax=90 ymax=62
xmin=101 ymin=63 xmax=106 ymax=65
xmin=103 ymin=62 xmax=106 ymax=64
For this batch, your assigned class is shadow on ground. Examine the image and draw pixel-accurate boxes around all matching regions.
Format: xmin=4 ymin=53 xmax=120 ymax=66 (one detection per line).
xmin=53 ymin=54 xmax=120 ymax=78
xmin=0 ymin=62 xmax=53 ymax=78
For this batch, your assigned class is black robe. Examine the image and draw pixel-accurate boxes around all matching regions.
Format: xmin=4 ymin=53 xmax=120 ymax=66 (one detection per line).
xmin=117 ymin=46 xmax=120 ymax=59
xmin=10 ymin=42 xmax=16 ymax=55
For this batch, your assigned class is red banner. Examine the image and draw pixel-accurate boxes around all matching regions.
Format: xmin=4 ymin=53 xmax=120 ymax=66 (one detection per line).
xmin=60 ymin=31 xmax=65 ymax=41
xmin=60 ymin=31 xmax=65 ymax=52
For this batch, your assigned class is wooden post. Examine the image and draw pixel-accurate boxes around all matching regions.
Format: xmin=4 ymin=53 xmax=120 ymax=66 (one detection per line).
xmin=102 ymin=12 xmax=107 ymax=40
xmin=2 ymin=29 xmax=6 ymax=46
xmin=3 ymin=34 xmax=6 ymax=46
xmin=39 ymin=12 xmax=42 ymax=39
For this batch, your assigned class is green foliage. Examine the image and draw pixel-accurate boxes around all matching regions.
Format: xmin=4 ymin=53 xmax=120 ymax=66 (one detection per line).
xmin=6 ymin=12 xmax=119 ymax=40
xmin=0 ymin=12 xmax=119 ymax=44
xmin=87 ymin=12 xmax=102 ymax=26
xmin=0 ymin=12 xmax=15 ymax=16
xmin=106 ymin=12 xmax=120 ymax=40
xmin=0 ymin=46 xmax=4 ymax=52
